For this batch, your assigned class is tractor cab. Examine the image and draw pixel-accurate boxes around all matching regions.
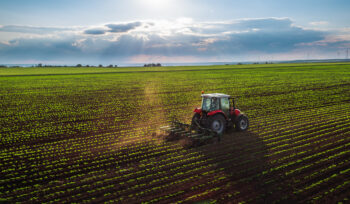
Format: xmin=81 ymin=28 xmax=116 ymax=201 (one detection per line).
xmin=201 ymin=93 xmax=231 ymax=115
xmin=200 ymin=93 xmax=240 ymax=117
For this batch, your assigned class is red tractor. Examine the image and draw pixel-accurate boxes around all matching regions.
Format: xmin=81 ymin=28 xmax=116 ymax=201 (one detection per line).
xmin=191 ymin=93 xmax=249 ymax=134
xmin=160 ymin=93 xmax=249 ymax=146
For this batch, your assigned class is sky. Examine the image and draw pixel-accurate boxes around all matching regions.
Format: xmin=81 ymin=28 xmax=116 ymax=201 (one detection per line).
xmin=0 ymin=0 xmax=350 ymax=65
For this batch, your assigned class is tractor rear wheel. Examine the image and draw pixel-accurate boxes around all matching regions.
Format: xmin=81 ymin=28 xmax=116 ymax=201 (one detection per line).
xmin=235 ymin=115 xmax=249 ymax=131
xmin=210 ymin=114 xmax=226 ymax=134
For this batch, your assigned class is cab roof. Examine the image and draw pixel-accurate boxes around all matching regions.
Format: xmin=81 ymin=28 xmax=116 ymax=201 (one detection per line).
xmin=201 ymin=93 xmax=231 ymax=98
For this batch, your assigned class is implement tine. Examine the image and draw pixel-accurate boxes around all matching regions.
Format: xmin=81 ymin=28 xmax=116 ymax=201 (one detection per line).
xmin=160 ymin=125 xmax=176 ymax=131
xmin=173 ymin=121 xmax=190 ymax=130
xmin=174 ymin=130 xmax=190 ymax=136
xmin=187 ymin=133 xmax=206 ymax=138
xmin=169 ymin=128 xmax=184 ymax=134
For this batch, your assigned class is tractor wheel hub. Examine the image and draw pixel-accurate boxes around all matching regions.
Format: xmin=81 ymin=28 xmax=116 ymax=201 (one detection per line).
xmin=240 ymin=118 xmax=247 ymax=129
xmin=212 ymin=120 xmax=223 ymax=132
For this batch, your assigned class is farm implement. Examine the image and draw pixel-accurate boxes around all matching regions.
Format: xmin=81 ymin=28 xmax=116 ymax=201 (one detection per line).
xmin=160 ymin=120 xmax=219 ymax=147
xmin=160 ymin=92 xmax=249 ymax=147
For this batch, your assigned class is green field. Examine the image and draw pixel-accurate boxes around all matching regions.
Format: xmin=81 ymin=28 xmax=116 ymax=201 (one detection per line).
xmin=1 ymin=63 xmax=350 ymax=203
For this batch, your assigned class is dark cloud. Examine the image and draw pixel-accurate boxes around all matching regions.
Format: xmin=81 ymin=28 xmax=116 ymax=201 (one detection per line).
xmin=84 ymin=28 xmax=106 ymax=35
xmin=0 ymin=37 xmax=82 ymax=62
xmin=106 ymin=22 xmax=142 ymax=33
xmin=207 ymin=26 xmax=325 ymax=54
xmin=83 ymin=22 xmax=143 ymax=35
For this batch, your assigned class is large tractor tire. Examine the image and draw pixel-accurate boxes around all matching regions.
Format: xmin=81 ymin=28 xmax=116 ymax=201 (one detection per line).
xmin=210 ymin=114 xmax=226 ymax=135
xmin=235 ymin=114 xmax=249 ymax=131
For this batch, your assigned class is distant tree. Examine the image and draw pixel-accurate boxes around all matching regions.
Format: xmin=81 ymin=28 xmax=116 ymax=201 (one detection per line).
xmin=76 ymin=64 xmax=82 ymax=67
xmin=144 ymin=63 xmax=161 ymax=67
xmin=38 ymin=63 xmax=42 ymax=67
xmin=108 ymin=64 xmax=113 ymax=68
xmin=237 ymin=63 xmax=242 ymax=65
xmin=114 ymin=65 xmax=118 ymax=68
xmin=98 ymin=64 xmax=103 ymax=67
xmin=0 ymin=65 xmax=7 ymax=68
xmin=86 ymin=65 xmax=90 ymax=67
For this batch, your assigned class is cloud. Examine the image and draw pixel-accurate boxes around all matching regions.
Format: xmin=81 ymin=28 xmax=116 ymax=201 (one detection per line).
xmin=0 ymin=37 xmax=81 ymax=61
xmin=233 ymin=18 xmax=293 ymax=31
xmin=84 ymin=28 xmax=106 ymax=35
xmin=106 ymin=22 xmax=142 ymax=33
xmin=0 ymin=22 xmax=144 ymax=36
xmin=0 ymin=25 xmax=74 ymax=34
xmin=1 ymin=18 xmax=347 ymax=64
xmin=310 ymin=21 xmax=329 ymax=26
xmin=83 ymin=22 xmax=144 ymax=35
xmin=185 ymin=18 xmax=294 ymax=36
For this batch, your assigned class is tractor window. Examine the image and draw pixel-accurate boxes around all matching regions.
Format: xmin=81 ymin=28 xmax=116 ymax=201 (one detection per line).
xmin=220 ymin=98 xmax=230 ymax=115
xmin=210 ymin=98 xmax=219 ymax=111
xmin=202 ymin=98 xmax=211 ymax=111
xmin=202 ymin=97 xmax=219 ymax=111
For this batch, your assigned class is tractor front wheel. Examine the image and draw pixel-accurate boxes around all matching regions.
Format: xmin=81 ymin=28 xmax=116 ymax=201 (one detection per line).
xmin=235 ymin=115 xmax=249 ymax=131
xmin=210 ymin=114 xmax=226 ymax=135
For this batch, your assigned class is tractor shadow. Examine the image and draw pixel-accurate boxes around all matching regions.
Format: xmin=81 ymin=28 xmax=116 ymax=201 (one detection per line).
xmin=191 ymin=130 xmax=295 ymax=203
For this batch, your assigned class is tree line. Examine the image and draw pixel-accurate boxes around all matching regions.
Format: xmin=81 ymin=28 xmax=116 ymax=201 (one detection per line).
xmin=0 ymin=63 xmax=163 ymax=68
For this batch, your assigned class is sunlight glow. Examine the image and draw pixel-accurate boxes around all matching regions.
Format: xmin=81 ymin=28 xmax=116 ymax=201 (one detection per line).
xmin=138 ymin=0 xmax=175 ymax=10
